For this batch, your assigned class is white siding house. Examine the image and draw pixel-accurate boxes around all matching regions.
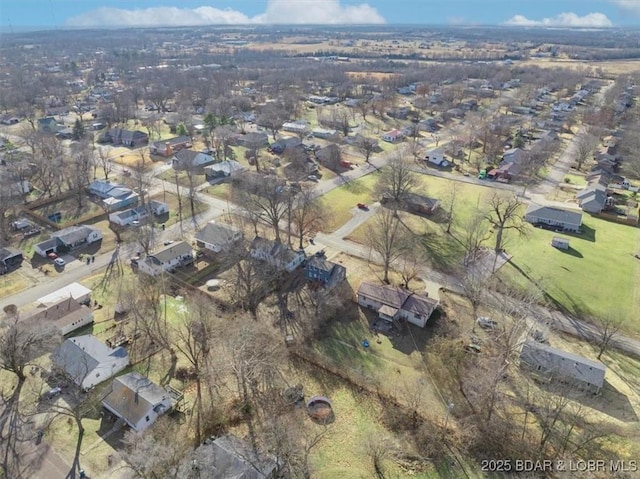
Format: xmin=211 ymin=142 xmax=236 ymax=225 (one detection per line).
xmin=53 ymin=335 xmax=129 ymax=390
xmin=138 ymin=241 xmax=194 ymax=276
xmin=102 ymin=372 xmax=174 ymax=432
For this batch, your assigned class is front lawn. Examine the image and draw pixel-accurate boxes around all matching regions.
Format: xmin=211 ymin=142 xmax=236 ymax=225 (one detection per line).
xmin=320 ymin=173 xmax=379 ymax=233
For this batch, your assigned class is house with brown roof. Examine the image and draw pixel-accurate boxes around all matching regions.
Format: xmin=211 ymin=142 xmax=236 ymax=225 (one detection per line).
xmin=22 ymin=297 xmax=93 ymax=336
xmin=356 ymin=282 xmax=438 ymax=328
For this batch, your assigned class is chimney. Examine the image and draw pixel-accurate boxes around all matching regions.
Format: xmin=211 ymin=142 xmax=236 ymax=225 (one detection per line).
xmin=165 ymin=142 xmax=172 ymax=157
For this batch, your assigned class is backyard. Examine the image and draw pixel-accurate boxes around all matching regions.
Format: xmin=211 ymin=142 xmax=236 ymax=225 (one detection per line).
xmin=500 ymin=215 xmax=640 ymax=331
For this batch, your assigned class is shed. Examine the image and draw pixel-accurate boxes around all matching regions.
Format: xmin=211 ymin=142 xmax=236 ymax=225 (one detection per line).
xmin=551 ymin=237 xmax=569 ymax=250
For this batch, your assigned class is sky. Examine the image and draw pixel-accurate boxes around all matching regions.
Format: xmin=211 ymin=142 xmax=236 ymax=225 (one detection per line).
xmin=2 ymin=0 xmax=640 ymax=31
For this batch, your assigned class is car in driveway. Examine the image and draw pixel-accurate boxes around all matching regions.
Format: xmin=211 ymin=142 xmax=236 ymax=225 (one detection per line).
xmin=357 ymin=203 xmax=369 ymax=211
xmin=53 ymin=257 xmax=65 ymax=267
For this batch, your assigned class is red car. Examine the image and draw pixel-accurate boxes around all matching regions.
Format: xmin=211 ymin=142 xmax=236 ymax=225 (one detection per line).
xmin=47 ymin=252 xmax=58 ymax=260
xmin=357 ymin=203 xmax=369 ymax=210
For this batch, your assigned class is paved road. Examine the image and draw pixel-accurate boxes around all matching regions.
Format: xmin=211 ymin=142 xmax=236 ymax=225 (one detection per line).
xmin=0 ymin=201 xmax=226 ymax=311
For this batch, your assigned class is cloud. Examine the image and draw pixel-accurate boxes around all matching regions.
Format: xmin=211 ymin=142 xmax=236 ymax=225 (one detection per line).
xmin=255 ymin=0 xmax=385 ymax=24
xmin=66 ymin=1 xmax=386 ymax=27
xmin=611 ymin=1 xmax=640 ymax=15
xmin=503 ymin=12 xmax=613 ymax=28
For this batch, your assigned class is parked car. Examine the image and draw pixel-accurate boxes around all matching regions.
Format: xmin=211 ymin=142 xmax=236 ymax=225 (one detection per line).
xmin=357 ymin=203 xmax=369 ymax=210
xmin=478 ymin=169 xmax=487 ymax=179
xmin=41 ymin=387 xmax=62 ymax=400
xmin=307 ymin=175 xmax=319 ymax=182
xmin=47 ymin=252 xmax=58 ymax=260
xmin=476 ymin=316 xmax=498 ymax=329
xmin=54 ymin=258 xmax=65 ymax=267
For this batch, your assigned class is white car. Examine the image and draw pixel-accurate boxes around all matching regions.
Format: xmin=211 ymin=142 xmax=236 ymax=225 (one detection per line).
xmin=54 ymin=258 xmax=66 ymax=267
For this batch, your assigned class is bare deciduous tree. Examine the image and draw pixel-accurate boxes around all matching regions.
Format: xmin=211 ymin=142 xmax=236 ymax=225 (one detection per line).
xmin=375 ymin=151 xmax=418 ymax=203
xmin=355 ymin=136 xmax=378 ymax=164
xmin=484 ymin=193 xmax=527 ymax=254
xmin=291 ymin=186 xmax=325 ymax=249
xmin=366 ymin=208 xmax=409 ymax=283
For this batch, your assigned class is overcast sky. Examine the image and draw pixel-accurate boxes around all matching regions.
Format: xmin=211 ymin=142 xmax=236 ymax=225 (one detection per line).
xmin=2 ymin=0 xmax=640 ymax=30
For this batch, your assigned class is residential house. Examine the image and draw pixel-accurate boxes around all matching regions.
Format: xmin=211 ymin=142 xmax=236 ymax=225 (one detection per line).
xmin=88 ymin=179 xmax=139 ymax=211
xmin=189 ymin=434 xmax=279 ymax=479
xmin=171 ymin=149 xmax=215 ymax=170
xmin=524 ymin=205 xmax=583 ymax=232
xmin=315 ymin=144 xmax=343 ymax=171
xmin=37 ymin=282 xmax=92 ymax=306
xmin=424 ymin=148 xmax=449 ymax=167
xmin=22 ymin=297 xmax=94 ymax=336
xmin=387 ymin=107 xmax=411 ymax=120
xmin=400 ymin=193 xmax=441 ymax=215
xmin=576 ymin=173 xmax=615 ymax=214
xmin=194 ymin=222 xmax=243 ymax=255
xmin=138 ymin=240 xmax=194 ymax=276
xmin=502 ymin=147 xmax=526 ymax=165
xmin=282 ymin=121 xmax=308 ymax=135
xmin=577 ymin=184 xmax=613 ymax=214
xmin=311 ymin=128 xmax=339 ymax=140
xmin=0 ymin=247 xmax=23 ymax=273
xmin=234 ymin=131 xmax=269 ymax=149
xmin=304 ymin=251 xmax=346 ymax=288
xmin=148 ymin=136 xmax=192 ymax=156
xmin=52 ymin=335 xmax=129 ymax=390
xmin=108 ymin=200 xmax=169 ymax=226
xmin=89 ymin=179 xmax=125 ymax=198
xmin=357 ymin=282 xmax=439 ymax=328
xmin=269 ymin=137 xmax=302 ymax=155
xmin=381 ymin=129 xmax=404 ymax=143
xmin=250 ymin=236 xmax=305 ymax=273
xmin=519 ymin=340 xmax=606 ymax=393
xmin=99 ymin=128 xmax=148 ymax=147
xmin=34 ymin=225 xmax=102 ymax=257
xmin=102 ymin=372 xmax=174 ymax=432
xmin=37 ymin=117 xmax=63 ymax=133
xmin=203 ymin=160 xmax=245 ymax=180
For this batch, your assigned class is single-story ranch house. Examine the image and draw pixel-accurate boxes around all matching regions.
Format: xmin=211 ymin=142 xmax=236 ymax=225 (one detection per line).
xmin=34 ymin=225 xmax=102 ymax=257
xmin=519 ymin=340 xmax=606 ymax=393
xmin=138 ymin=240 xmax=194 ymax=276
xmin=194 ymin=222 xmax=242 ymax=255
xmin=524 ymin=205 xmax=583 ymax=233
xmin=53 ymin=335 xmax=129 ymax=390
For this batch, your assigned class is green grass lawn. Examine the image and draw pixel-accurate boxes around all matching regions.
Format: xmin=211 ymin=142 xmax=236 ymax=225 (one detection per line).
xmin=501 ymin=215 xmax=640 ymax=328
xmin=331 ymin=171 xmax=640 ymax=329
xmin=320 ymin=174 xmax=379 ymax=233
xmin=202 ymin=183 xmax=231 ymax=200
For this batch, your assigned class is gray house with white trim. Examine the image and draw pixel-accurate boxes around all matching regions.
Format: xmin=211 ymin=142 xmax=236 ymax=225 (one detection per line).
xmin=524 ymin=205 xmax=583 ymax=232
xmin=519 ymin=340 xmax=606 ymax=393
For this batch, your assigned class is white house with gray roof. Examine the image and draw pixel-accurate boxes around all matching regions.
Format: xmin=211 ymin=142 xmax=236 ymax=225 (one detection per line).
xmin=102 ymin=372 xmax=174 ymax=431
xmin=138 ymin=240 xmax=194 ymax=276
xmin=519 ymin=340 xmax=606 ymax=393
xmin=52 ymin=335 xmax=129 ymax=390
xmin=34 ymin=225 xmax=103 ymax=257
xmin=524 ymin=205 xmax=583 ymax=233
xmin=194 ymin=222 xmax=242 ymax=254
